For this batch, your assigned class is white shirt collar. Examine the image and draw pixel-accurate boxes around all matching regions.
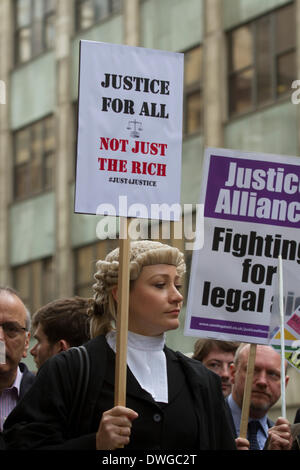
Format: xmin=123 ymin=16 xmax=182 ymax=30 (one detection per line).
xmin=106 ymin=330 xmax=168 ymax=403
xmin=15 ymin=366 xmax=23 ymax=395
xmin=126 ymin=330 xmax=165 ymax=351
xmin=3 ymin=365 xmax=23 ymax=396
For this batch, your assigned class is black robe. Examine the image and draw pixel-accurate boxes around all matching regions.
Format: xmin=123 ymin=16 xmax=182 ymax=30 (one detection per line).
xmin=3 ymin=336 xmax=236 ymax=450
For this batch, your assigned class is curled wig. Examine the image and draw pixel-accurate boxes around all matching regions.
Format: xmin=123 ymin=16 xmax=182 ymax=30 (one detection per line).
xmin=89 ymin=240 xmax=185 ymax=337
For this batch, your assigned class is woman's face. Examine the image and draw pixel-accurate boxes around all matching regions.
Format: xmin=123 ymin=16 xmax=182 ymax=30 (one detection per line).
xmin=128 ymin=264 xmax=183 ymax=336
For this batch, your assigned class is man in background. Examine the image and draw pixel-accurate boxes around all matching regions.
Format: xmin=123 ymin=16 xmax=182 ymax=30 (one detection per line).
xmin=227 ymin=343 xmax=292 ymax=450
xmin=0 ymin=287 xmax=35 ymax=432
xmin=30 ymin=296 xmax=91 ymax=370
xmin=193 ymin=339 xmax=239 ymax=397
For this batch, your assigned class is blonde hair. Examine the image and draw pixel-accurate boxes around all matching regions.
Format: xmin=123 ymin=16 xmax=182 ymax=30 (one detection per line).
xmin=89 ymin=240 xmax=185 ymax=337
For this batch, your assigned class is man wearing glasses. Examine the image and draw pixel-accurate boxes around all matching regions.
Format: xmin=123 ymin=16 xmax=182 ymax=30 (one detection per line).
xmin=192 ymin=339 xmax=239 ymax=398
xmin=0 ymin=287 xmax=35 ymax=433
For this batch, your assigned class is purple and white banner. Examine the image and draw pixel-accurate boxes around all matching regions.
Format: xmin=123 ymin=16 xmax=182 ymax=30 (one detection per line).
xmin=185 ymin=147 xmax=300 ymax=344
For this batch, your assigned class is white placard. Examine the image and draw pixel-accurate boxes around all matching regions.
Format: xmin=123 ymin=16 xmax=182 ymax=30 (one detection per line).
xmin=185 ymin=147 xmax=300 ymax=344
xmin=75 ymin=40 xmax=184 ymax=220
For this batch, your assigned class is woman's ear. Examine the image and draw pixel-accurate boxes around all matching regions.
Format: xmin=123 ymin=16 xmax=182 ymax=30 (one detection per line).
xmin=111 ymin=285 xmax=118 ymax=302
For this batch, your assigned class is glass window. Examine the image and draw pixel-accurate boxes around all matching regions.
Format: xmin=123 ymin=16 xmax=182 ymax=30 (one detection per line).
xmin=14 ymin=0 xmax=56 ymax=65
xmin=74 ymin=240 xmax=118 ymax=297
xmin=230 ymin=25 xmax=253 ymax=72
xmin=13 ymin=264 xmax=31 ymax=310
xmin=31 ymin=260 xmax=43 ymax=310
xmin=44 ymin=10 xmax=55 ymax=49
xmin=16 ymin=0 xmax=31 ymax=27
xmin=75 ymin=0 xmax=122 ymax=31
xmin=31 ymin=121 xmax=43 ymax=193
xmin=14 ymin=165 xmax=29 ymax=199
xmin=256 ymin=16 xmax=272 ymax=104
xmin=14 ymin=116 xmax=55 ymax=200
xmin=185 ymin=47 xmax=202 ymax=87
xmin=42 ymin=258 xmax=55 ymax=305
xmin=186 ymin=90 xmax=202 ymax=135
xmin=184 ymin=46 xmax=202 ymax=136
xmin=275 ymin=3 xmax=296 ymax=97
xmin=17 ymin=27 xmax=32 ymax=63
xmin=12 ymin=257 xmax=54 ymax=314
xmin=230 ymin=69 xmax=253 ymax=115
xmin=76 ymin=245 xmax=95 ymax=289
xmin=15 ymin=128 xmax=31 ymax=164
xmin=31 ymin=0 xmax=43 ymax=56
xmin=15 ymin=128 xmax=31 ymax=199
xmin=228 ymin=2 xmax=296 ymax=116
xmin=275 ymin=3 xmax=295 ymax=53
xmin=43 ymin=116 xmax=55 ymax=189
xmin=95 ymin=0 xmax=110 ymax=18
xmin=78 ymin=0 xmax=95 ymax=30
xmin=277 ymin=51 xmax=296 ymax=96
xmin=45 ymin=0 xmax=55 ymax=14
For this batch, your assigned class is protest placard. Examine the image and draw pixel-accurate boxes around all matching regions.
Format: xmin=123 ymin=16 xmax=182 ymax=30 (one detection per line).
xmin=75 ymin=40 xmax=183 ymax=220
xmin=75 ymin=41 xmax=184 ymax=408
xmin=185 ymin=147 xmax=300 ymax=345
xmin=185 ymin=147 xmax=300 ymax=437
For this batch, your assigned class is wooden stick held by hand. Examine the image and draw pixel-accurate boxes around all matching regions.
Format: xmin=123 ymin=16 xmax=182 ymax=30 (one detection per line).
xmin=278 ymin=255 xmax=286 ymax=419
xmin=114 ymin=217 xmax=131 ymax=407
xmin=239 ymin=343 xmax=257 ymax=439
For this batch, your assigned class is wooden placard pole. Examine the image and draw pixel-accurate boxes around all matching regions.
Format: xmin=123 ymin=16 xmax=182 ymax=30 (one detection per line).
xmin=278 ymin=255 xmax=286 ymax=418
xmin=239 ymin=343 xmax=257 ymax=439
xmin=114 ymin=217 xmax=131 ymax=407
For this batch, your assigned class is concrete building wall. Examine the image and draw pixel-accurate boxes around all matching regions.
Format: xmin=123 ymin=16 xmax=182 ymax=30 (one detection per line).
xmin=140 ymin=0 xmax=203 ymax=51
xmin=223 ymin=0 xmax=292 ymax=29
xmin=181 ymin=136 xmax=204 ymax=205
xmin=9 ymin=193 xmax=55 ymax=266
xmin=10 ymin=52 xmax=56 ymax=130
xmin=225 ymin=101 xmax=299 ymax=155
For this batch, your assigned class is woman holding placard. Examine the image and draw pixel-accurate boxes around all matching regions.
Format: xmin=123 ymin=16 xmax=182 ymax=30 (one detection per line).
xmin=3 ymin=241 xmax=236 ymax=450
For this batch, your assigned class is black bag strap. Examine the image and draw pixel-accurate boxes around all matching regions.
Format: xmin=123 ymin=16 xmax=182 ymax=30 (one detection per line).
xmin=68 ymin=345 xmax=90 ymax=435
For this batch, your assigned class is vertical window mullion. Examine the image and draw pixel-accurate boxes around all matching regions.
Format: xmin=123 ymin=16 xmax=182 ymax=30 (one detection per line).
xmin=270 ymin=12 xmax=277 ymax=101
xmin=14 ymin=0 xmax=55 ymax=64
xmin=27 ymin=126 xmax=32 ymax=197
xmin=41 ymin=119 xmax=46 ymax=190
xmin=41 ymin=0 xmax=46 ymax=51
xmin=252 ymin=22 xmax=257 ymax=109
xmin=228 ymin=2 xmax=296 ymax=117
xmin=30 ymin=0 xmax=34 ymax=62
xmin=29 ymin=262 xmax=33 ymax=315
xmin=14 ymin=0 xmax=18 ymax=64
xmin=183 ymin=46 xmax=202 ymax=136
xmin=14 ymin=116 xmax=54 ymax=201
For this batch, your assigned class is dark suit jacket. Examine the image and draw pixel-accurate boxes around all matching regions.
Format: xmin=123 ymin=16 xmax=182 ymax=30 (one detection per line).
xmin=4 ymin=335 xmax=236 ymax=450
xmin=18 ymin=362 xmax=36 ymax=400
xmin=0 ymin=362 xmax=35 ymax=450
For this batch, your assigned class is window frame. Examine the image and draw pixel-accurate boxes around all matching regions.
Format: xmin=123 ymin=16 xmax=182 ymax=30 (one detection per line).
xmin=14 ymin=0 xmax=56 ymax=66
xmin=13 ymin=115 xmax=55 ymax=201
xmin=227 ymin=2 xmax=296 ymax=118
xmin=12 ymin=257 xmax=55 ymax=315
xmin=183 ymin=45 xmax=203 ymax=138
xmin=75 ymin=0 xmax=122 ymax=32
xmin=74 ymin=240 xmax=118 ymax=297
